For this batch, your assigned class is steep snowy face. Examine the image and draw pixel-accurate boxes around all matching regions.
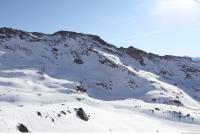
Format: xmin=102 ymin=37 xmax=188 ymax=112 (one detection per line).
xmin=122 ymin=47 xmax=200 ymax=102
xmin=0 ymin=28 xmax=200 ymax=108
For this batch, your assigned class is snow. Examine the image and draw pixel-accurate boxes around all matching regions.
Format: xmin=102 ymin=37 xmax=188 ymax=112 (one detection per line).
xmin=0 ymin=28 xmax=200 ymax=132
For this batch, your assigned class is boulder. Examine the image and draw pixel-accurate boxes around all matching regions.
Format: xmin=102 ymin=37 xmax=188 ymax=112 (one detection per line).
xmin=76 ymin=108 xmax=89 ymax=121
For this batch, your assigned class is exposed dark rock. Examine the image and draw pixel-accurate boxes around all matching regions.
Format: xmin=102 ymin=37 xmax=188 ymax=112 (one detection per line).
xmin=152 ymin=98 xmax=156 ymax=102
xmin=96 ymin=81 xmax=112 ymax=90
xmin=76 ymin=98 xmax=82 ymax=101
xmin=17 ymin=123 xmax=29 ymax=133
xmin=98 ymin=58 xmax=118 ymax=68
xmin=74 ymin=58 xmax=84 ymax=64
xmin=51 ymin=117 xmax=54 ymax=122
xmin=76 ymin=85 xmax=87 ymax=92
xmin=150 ymin=109 xmax=155 ymax=113
xmin=18 ymin=105 xmax=23 ymax=107
xmin=0 ymin=27 xmax=39 ymax=40
xmin=52 ymin=31 xmax=82 ymax=37
xmin=36 ymin=111 xmax=42 ymax=117
xmin=76 ymin=97 xmax=85 ymax=101
xmin=76 ymin=108 xmax=89 ymax=121
xmin=164 ymin=99 xmax=183 ymax=106
xmin=30 ymin=32 xmax=45 ymax=37
xmin=70 ymin=51 xmax=84 ymax=64
xmin=170 ymin=100 xmax=182 ymax=106
xmin=36 ymin=93 xmax=42 ymax=96
xmin=61 ymin=111 xmax=66 ymax=115
xmin=186 ymin=114 xmax=190 ymax=117
xmin=125 ymin=46 xmax=146 ymax=65
xmin=91 ymin=35 xmax=114 ymax=48
xmin=52 ymin=48 xmax=58 ymax=52
xmin=122 ymin=46 xmax=193 ymax=66
xmin=171 ymin=111 xmax=184 ymax=119
xmin=180 ymin=65 xmax=200 ymax=79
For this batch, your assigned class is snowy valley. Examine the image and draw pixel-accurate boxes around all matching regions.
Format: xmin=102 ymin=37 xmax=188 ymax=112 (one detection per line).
xmin=0 ymin=28 xmax=200 ymax=132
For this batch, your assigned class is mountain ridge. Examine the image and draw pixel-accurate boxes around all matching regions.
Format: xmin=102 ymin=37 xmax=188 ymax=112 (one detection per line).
xmin=0 ymin=27 xmax=194 ymax=62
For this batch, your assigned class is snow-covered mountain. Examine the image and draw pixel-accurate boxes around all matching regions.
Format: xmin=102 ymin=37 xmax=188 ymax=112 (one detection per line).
xmin=0 ymin=27 xmax=200 ymax=132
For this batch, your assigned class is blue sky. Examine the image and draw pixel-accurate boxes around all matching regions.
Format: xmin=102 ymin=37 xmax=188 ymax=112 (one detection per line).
xmin=0 ymin=0 xmax=200 ymax=57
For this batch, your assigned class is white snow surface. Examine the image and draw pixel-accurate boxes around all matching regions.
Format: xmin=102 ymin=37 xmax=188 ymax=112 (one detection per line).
xmin=0 ymin=28 xmax=200 ymax=132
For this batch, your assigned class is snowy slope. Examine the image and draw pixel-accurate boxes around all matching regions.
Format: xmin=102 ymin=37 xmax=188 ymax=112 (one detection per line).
xmin=193 ymin=57 xmax=200 ymax=65
xmin=0 ymin=28 xmax=200 ymax=132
